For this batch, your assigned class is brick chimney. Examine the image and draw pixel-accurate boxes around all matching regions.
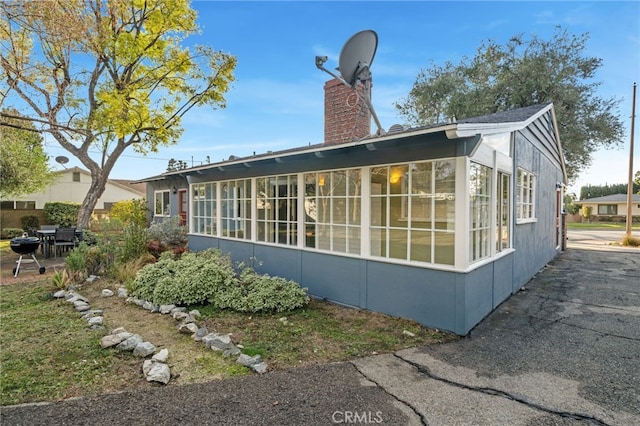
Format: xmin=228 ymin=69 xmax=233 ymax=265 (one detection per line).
xmin=324 ymin=78 xmax=371 ymax=144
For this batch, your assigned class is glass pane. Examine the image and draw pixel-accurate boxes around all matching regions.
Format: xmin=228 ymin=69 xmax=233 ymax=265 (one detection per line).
xmin=389 ymin=229 xmax=408 ymax=260
xmin=347 ymin=169 xmax=361 ymax=197
xmin=370 ymin=227 xmax=386 ymax=257
xmin=305 ymin=223 xmax=316 ymax=248
xmin=410 ymin=230 xmax=432 ymax=262
xmin=347 ymin=197 xmax=361 ymax=225
xmin=370 ymin=196 xmax=386 ymax=226
xmin=332 ymin=170 xmax=347 ymax=196
xmin=411 ymin=162 xmax=432 ymax=194
xmin=390 ymin=165 xmax=408 ymax=194
xmin=434 ymin=232 xmax=455 ymax=265
xmin=389 ymin=195 xmax=408 ymax=228
xmin=317 ymin=224 xmax=330 ymax=250
xmin=347 ymin=227 xmax=361 ymax=254
xmin=371 ymin=166 xmax=388 ymax=195
xmin=333 ymin=225 xmax=346 ymax=253
xmin=333 ymin=197 xmax=347 ymax=224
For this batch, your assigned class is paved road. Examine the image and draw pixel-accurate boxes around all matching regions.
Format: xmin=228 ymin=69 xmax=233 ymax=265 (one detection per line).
xmin=2 ymin=245 xmax=638 ymax=425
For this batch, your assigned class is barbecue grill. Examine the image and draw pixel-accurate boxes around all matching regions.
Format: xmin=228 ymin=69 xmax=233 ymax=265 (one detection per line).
xmin=10 ymin=235 xmax=46 ymax=277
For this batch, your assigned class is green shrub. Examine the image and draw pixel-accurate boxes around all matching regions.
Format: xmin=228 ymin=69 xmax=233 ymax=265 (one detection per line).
xmin=218 ymin=268 xmax=310 ymax=313
xmin=1 ymin=228 xmax=25 ymax=239
xmin=119 ymin=223 xmax=148 ymax=263
xmin=80 ymin=229 xmax=98 ymax=245
xmin=110 ymin=199 xmax=147 ymax=227
xmin=20 ymin=215 xmax=40 ymax=234
xmin=43 ymin=202 xmax=81 ymax=227
xmin=65 ymin=245 xmax=87 ymax=282
xmin=129 ymin=249 xmax=309 ymax=313
xmin=147 ymin=216 xmax=188 ymax=257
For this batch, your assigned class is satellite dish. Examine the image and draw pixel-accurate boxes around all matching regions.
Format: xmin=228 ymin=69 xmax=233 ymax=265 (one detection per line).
xmin=338 ymin=30 xmax=378 ymax=86
xmin=55 ymin=156 xmax=69 ymax=166
xmin=315 ymin=30 xmax=385 ymax=136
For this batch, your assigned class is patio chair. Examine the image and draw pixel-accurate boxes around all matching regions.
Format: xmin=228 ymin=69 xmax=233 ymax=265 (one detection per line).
xmin=53 ymin=227 xmax=77 ymax=258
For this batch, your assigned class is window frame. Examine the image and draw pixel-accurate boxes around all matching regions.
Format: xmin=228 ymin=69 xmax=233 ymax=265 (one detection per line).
xmin=516 ymin=168 xmax=537 ymax=223
xmin=154 ymin=190 xmax=171 ymax=217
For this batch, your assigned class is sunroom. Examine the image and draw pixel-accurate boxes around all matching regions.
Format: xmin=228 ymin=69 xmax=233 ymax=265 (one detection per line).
xmin=145 ymin=102 xmax=565 ymax=335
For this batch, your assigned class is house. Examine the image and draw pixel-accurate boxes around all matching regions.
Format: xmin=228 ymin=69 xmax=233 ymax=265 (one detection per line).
xmin=0 ymin=166 xmax=146 ymax=228
xmin=138 ymin=79 xmax=567 ymax=335
xmin=578 ymin=194 xmax=640 ymax=221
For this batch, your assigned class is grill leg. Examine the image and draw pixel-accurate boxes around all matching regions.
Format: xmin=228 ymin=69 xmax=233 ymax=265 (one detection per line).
xmin=13 ymin=255 xmax=24 ymax=277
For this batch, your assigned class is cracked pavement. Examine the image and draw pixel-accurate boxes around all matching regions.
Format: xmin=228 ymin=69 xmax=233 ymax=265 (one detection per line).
xmin=2 ymin=245 xmax=639 ymax=425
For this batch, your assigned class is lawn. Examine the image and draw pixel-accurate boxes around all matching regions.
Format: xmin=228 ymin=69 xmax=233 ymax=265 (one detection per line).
xmin=567 ymin=222 xmax=640 ymax=229
xmin=0 ymin=275 xmax=455 ymax=406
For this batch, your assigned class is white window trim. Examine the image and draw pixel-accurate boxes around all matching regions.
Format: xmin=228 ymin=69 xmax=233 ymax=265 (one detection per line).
xmin=516 ymin=167 xmax=537 ymax=224
xmin=153 ymin=190 xmax=171 ymax=217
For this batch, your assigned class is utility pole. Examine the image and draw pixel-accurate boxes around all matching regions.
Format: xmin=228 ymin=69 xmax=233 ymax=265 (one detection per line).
xmin=626 ymin=82 xmax=636 ymax=239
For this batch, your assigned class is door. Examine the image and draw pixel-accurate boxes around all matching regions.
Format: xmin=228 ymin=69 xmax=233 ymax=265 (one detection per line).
xmin=178 ymin=189 xmax=188 ymax=226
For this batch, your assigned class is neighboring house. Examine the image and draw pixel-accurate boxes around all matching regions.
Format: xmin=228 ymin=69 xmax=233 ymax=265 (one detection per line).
xmin=578 ymin=194 xmax=640 ymax=220
xmin=138 ymin=79 xmax=567 ymax=335
xmin=1 ymin=166 xmax=145 ymax=228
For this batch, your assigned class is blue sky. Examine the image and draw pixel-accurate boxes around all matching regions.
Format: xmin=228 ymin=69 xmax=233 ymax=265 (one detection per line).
xmin=42 ymin=1 xmax=639 ymax=196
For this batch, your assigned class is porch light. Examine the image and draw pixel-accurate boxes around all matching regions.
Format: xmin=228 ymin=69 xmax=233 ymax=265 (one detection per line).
xmin=172 ymin=185 xmax=177 ymax=194
xmin=390 ymin=168 xmax=403 ymax=184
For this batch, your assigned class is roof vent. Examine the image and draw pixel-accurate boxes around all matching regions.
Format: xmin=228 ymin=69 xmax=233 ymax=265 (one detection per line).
xmin=228 ymin=155 xmax=238 ymax=161
xmin=387 ymin=124 xmax=406 ymax=134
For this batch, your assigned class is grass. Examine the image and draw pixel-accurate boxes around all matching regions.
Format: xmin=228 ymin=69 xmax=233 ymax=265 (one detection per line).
xmin=567 ymin=222 xmax=640 ymax=229
xmin=0 ymin=276 xmax=454 ymax=406
xmin=0 ymin=281 xmax=144 ymax=405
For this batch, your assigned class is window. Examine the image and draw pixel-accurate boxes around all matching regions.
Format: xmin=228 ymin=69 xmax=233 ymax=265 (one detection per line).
xmin=516 ymin=168 xmax=536 ymax=222
xmin=256 ymin=175 xmax=296 ymax=245
xmin=221 ymin=179 xmax=251 ymax=240
xmin=154 ymin=190 xmax=170 ymax=217
xmin=597 ymin=205 xmax=617 ymax=215
xmin=370 ymin=159 xmax=455 ymax=265
xmin=16 ymin=201 xmax=36 ymax=210
xmin=304 ymin=169 xmax=361 ymax=254
xmin=469 ymin=163 xmax=491 ymax=262
xmin=496 ymin=172 xmax=511 ymax=252
xmin=103 ymin=202 xmax=114 ymax=210
xmin=72 ymin=172 xmax=81 ymax=182
xmin=191 ymin=183 xmax=216 ymax=235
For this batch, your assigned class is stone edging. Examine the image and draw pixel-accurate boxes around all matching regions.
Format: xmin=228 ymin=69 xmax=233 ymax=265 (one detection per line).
xmin=52 ymin=276 xmax=268 ymax=387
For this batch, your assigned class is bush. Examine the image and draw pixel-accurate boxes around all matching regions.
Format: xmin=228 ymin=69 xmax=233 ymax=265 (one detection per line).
xmin=129 ymin=249 xmax=236 ymax=306
xmin=43 ymin=202 xmax=81 ymax=227
xmin=1 ymin=228 xmax=25 ymax=239
xmin=110 ymin=199 xmax=147 ymax=227
xmin=20 ymin=215 xmax=40 ymax=234
xmin=622 ymin=235 xmax=640 ymax=247
xmin=119 ymin=223 xmax=148 ymax=263
xmin=147 ymin=216 xmax=188 ymax=257
xmin=129 ymin=249 xmax=310 ymax=312
xmin=218 ymin=268 xmax=310 ymax=313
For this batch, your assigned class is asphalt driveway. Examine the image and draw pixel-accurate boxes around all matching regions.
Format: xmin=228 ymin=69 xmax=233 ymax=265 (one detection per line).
xmin=2 ymin=242 xmax=639 ymax=425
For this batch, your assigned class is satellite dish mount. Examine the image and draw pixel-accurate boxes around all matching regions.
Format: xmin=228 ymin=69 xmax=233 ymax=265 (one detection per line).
xmin=315 ymin=30 xmax=385 ymax=136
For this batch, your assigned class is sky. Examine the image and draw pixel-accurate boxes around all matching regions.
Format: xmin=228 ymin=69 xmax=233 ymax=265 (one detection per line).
xmin=38 ymin=1 xmax=639 ymax=197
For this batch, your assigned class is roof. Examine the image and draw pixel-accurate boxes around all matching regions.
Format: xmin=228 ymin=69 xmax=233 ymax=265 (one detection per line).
xmin=135 ymin=103 xmax=561 ymax=184
xmin=578 ymin=194 xmax=640 ymax=203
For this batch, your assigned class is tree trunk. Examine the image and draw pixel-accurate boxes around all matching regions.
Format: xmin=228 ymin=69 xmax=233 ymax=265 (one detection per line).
xmin=76 ymin=172 xmax=109 ymax=229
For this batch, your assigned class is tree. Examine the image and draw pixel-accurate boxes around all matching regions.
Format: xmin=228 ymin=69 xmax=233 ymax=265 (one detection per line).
xmin=0 ymin=0 xmax=236 ymax=228
xmin=0 ymin=109 xmax=55 ymax=197
xmin=395 ymin=27 xmax=625 ymax=182
xmin=635 ymin=171 xmax=640 ymax=195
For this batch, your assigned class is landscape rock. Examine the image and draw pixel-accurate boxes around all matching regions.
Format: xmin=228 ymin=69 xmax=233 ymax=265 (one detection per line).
xmin=146 ymin=362 xmax=171 ymax=384
xmin=87 ymin=316 xmax=103 ymax=326
xmin=133 ymin=341 xmax=156 ymax=357
xmin=100 ymin=334 xmax=125 ymax=348
xmin=192 ymin=327 xmax=208 ymax=342
xmin=101 ymin=289 xmax=114 ymax=297
xmin=159 ymin=304 xmax=176 ymax=314
xmin=172 ymin=311 xmax=190 ymax=321
xmin=74 ymin=302 xmax=91 ymax=312
xmin=117 ymin=287 xmax=128 ymax=298
xmin=178 ymin=323 xmax=199 ymax=334
xmin=152 ymin=348 xmax=169 ymax=363
xmin=85 ymin=275 xmax=100 ymax=283
xmin=111 ymin=327 xmax=127 ymax=334
xmin=53 ymin=290 xmax=67 ymax=298
xmin=142 ymin=301 xmax=158 ymax=312
xmin=170 ymin=307 xmax=186 ymax=314
xmin=237 ymin=354 xmax=262 ymax=367
xmin=142 ymin=359 xmax=153 ymax=376
xmin=81 ymin=309 xmax=103 ymax=319
xmin=222 ymin=346 xmax=242 ymax=357
xmin=252 ymin=362 xmax=268 ymax=374
xmin=116 ymin=334 xmax=143 ymax=351
xmin=188 ymin=309 xmax=201 ymax=319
